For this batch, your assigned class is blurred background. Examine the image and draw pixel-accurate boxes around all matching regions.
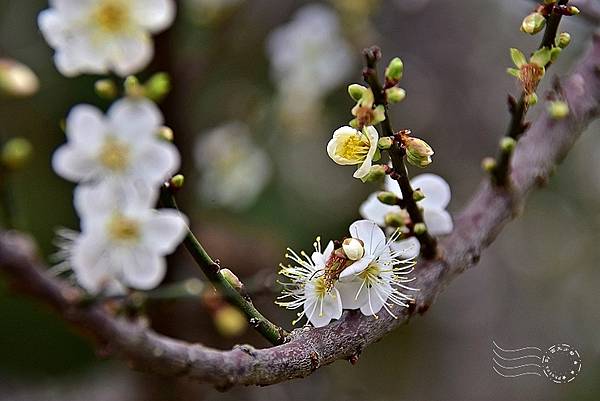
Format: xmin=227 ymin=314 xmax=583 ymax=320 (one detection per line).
xmin=0 ymin=0 xmax=599 ymax=400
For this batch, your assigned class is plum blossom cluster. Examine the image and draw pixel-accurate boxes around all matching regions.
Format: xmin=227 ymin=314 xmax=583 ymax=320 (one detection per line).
xmin=38 ymin=0 xmax=176 ymax=77
xmin=52 ymin=97 xmax=187 ymax=294
xmin=277 ymin=220 xmax=416 ymax=327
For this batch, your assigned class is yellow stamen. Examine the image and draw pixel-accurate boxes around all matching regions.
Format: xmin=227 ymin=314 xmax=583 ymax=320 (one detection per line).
xmin=94 ymin=1 xmax=129 ymax=33
xmin=98 ymin=137 xmax=130 ymax=171
xmin=107 ymin=214 xmax=140 ymax=243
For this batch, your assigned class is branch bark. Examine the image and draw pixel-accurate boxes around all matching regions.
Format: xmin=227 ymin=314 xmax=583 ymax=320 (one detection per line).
xmin=1 ymin=34 xmax=599 ymax=389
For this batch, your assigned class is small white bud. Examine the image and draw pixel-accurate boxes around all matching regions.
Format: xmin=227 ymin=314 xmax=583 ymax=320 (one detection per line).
xmin=342 ymin=238 xmax=365 ymax=261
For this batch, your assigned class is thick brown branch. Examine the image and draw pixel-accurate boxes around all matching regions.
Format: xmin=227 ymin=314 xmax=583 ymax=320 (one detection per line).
xmin=1 ymin=35 xmax=599 ymax=389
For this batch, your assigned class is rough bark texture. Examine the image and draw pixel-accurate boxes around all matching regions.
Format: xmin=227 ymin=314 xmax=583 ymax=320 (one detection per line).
xmin=1 ymin=35 xmax=599 ymax=389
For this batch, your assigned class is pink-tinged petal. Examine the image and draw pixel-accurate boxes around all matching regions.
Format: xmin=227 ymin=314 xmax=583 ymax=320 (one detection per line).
xmin=348 ymin=219 xmax=386 ymax=256
xmin=423 ymin=208 xmax=453 ymax=235
xmin=410 ymin=173 xmax=451 ymax=209
xmin=142 ymin=210 xmax=188 ymax=254
xmin=121 ymin=248 xmax=166 ymax=290
xmin=359 ymin=192 xmax=400 ymax=227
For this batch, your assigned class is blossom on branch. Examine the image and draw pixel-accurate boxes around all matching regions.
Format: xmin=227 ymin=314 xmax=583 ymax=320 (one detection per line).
xmin=327 ymin=125 xmax=380 ymax=180
xmin=38 ymin=0 xmax=176 ymax=77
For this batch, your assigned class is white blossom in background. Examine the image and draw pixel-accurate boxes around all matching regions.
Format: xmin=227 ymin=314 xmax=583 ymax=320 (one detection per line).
xmin=38 ymin=0 xmax=176 ymax=77
xmin=277 ymin=238 xmax=343 ymax=328
xmin=68 ymin=185 xmax=188 ymax=294
xmin=266 ymin=4 xmax=353 ymax=128
xmin=336 ymin=220 xmax=416 ymax=317
xmin=52 ymin=97 xmax=180 ymax=199
xmin=360 ymin=173 xmax=453 ymax=258
xmin=194 ymin=122 xmax=271 ymax=211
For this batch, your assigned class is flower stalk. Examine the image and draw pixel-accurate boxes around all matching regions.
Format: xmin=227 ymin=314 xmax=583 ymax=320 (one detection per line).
xmin=362 ymin=46 xmax=438 ymax=259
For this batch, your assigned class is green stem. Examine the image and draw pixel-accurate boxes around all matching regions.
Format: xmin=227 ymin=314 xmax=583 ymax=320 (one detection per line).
xmin=363 ymin=47 xmax=438 ymax=259
xmin=160 ymin=187 xmax=288 ymax=345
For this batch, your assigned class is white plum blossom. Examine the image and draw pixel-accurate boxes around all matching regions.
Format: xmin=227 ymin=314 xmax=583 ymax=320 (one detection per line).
xmin=69 ymin=184 xmax=188 ymax=294
xmin=327 ymin=125 xmax=379 ymax=180
xmin=194 ymin=122 xmax=271 ymax=210
xmin=38 ymin=0 xmax=176 ymax=77
xmin=52 ymin=97 xmax=180 ymax=198
xmin=277 ymin=237 xmax=343 ymax=327
xmin=336 ymin=220 xmax=416 ymax=317
xmin=360 ymin=173 xmax=453 ymax=258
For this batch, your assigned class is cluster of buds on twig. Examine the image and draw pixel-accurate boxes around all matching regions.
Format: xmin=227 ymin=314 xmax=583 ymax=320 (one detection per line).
xmin=521 ymin=0 xmax=579 ymax=34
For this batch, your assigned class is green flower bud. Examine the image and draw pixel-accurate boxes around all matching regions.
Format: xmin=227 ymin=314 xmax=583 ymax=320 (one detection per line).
xmin=386 ymin=87 xmax=406 ymax=104
xmin=481 ymin=157 xmax=497 ymax=173
xmin=378 ymin=136 xmax=393 ymax=150
xmin=360 ymin=165 xmax=387 ymax=183
xmin=567 ymin=6 xmax=580 ymax=15
xmin=413 ymin=222 xmax=427 ymax=235
xmin=525 ymin=92 xmax=538 ymax=106
xmin=413 ymin=189 xmax=425 ymax=202
xmin=348 ymin=84 xmax=367 ymax=101
xmin=510 ymin=48 xmax=527 ymax=68
xmin=521 ymin=12 xmax=546 ymax=35
xmin=547 ymin=100 xmax=569 ymax=119
xmin=157 ymin=126 xmax=174 ymax=142
xmin=124 ymin=76 xmax=145 ymax=98
xmin=384 ymin=212 xmax=405 ymax=228
xmin=170 ymin=174 xmax=185 ymax=189
xmin=94 ymin=79 xmax=118 ymax=99
xmin=377 ymin=191 xmax=400 ymax=205
xmin=220 ymin=268 xmax=243 ymax=291
xmin=145 ymin=72 xmax=171 ymax=101
xmin=0 ymin=59 xmax=39 ymax=97
xmin=385 ymin=57 xmax=404 ymax=83
xmin=550 ymin=47 xmax=562 ymax=63
xmin=500 ymin=137 xmax=517 ymax=153
xmin=556 ymin=32 xmax=571 ymax=49
xmin=1 ymin=137 xmax=33 ymax=170
xmin=405 ymin=137 xmax=434 ymax=168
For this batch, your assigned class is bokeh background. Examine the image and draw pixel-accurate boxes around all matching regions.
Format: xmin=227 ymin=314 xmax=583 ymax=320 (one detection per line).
xmin=1 ymin=0 xmax=599 ymax=400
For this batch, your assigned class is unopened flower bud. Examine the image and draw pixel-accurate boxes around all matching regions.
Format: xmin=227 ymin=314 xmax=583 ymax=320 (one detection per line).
xmin=94 ymin=79 xmax=118 ymax=99
xmin=521 ymin=12 xmax=546 ymax=35
xmin=348 ymin=84 xmax=367 ymax=101
xmin=567 ymin=6 xmax=580 ymax=15
xmin=145 ymin=72 xmax=171 ymax=101
xmin=220 ymin=268 xmax=243 ymax=290
xmin=170 ymin=174 xmax=185 ymax=189
xmin=386 ymin=87 xmax=406 ymax=104
xmin=525 ymin=92 xmax=538 ymax=106
xmin=556 ymin=32 xmax=571 ymax=49
xmin=157 ymin=126 xmax=174 ymax=142
xmin=550 ymin=47 xmax=562 ymax=63
xmin=0 ymin=59 xmax=39 ymax=97
xmin=405 ymin=137 xmax=434 ymax=168
xmin=384 ymin=212 xmax=405 ymax=228
xmin=481 ymin=157 xmax=497 ymax=173
xmin=124 ymin=76 xmax=145 ymax=98
xmin=413 ymin=189 xmax=425 ymax=202
xmin=547 ymin=100 xmax=569 ymax=119
xmin=378 ymin=136 xmax=393 ymax=150
xmin=385 ymin=57 xmax=404 ymax=83
xmin=413 ymin=222 xmax=427 ymax=235
xmin=377 ymin=191 xmax=400 ymax=205
xmin=214 ymin=305 xmax=247 ymax=337
xmin=342 ymin=238 xmax=365 ymax=261
xmin=500 ymin=137 xmax=517 ymax=153
xmin=360 ymin=164 xmax=386 ymax=183
xmin=1 ymin=137 xmax=33 ymax=170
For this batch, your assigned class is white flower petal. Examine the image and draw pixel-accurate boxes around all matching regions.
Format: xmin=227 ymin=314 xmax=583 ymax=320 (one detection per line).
xmin=423 ymin=208 xmax=453 ymax=235
xmin=410 ymin=173 xmax=451 ymax=209
xmin=108 ymin=98 xmax=163 ymax=141
xmin=66 ymin=104 xmax=106 ymax=149
xmin=322 ymin=240 xmax=334 ymax=261
xmin=384 ymin=174 xmax=402 ymax=195
xmin=348 ymin=219 xmax=386 ymax=256
xmin=304 ymin=288 xmax=342 ymax=327
xmin=38 ymin=10 xmax=66 ymax=47
xmin=108 ymin=32 xmax=154 ymax=77
xmin=390 ymin=237 xmax=420 ymax=259
xmin=336 ymin=279 xmax=364 ymax=310
xmin=132 ymin=141 xmax=180 ymax=186
xmin=353 ymin=126 xmax=379 ymax=179
xmin=359 ymin=192 xmax=400 ymax=227
xmin=359 ymin=282 xmax=392 ymax=316
xmin=339 ymin=256 xmax=371 ymax=278
xmin=71 ymin=232 xmax=111 ymax=294
xmin=132 ymin=0 xmax=176 ymax=32
xmin=142 ymin=209 xmax=188 ymax=254
xmin=121 ymin=248 xmax=166 ymax=290
xmin=52 ymin=145 xmax=97 ymax=183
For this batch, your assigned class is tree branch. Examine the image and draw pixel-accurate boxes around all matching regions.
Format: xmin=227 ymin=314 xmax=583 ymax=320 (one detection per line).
xmin=1 ymin=33 xmax=599 ymax=389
